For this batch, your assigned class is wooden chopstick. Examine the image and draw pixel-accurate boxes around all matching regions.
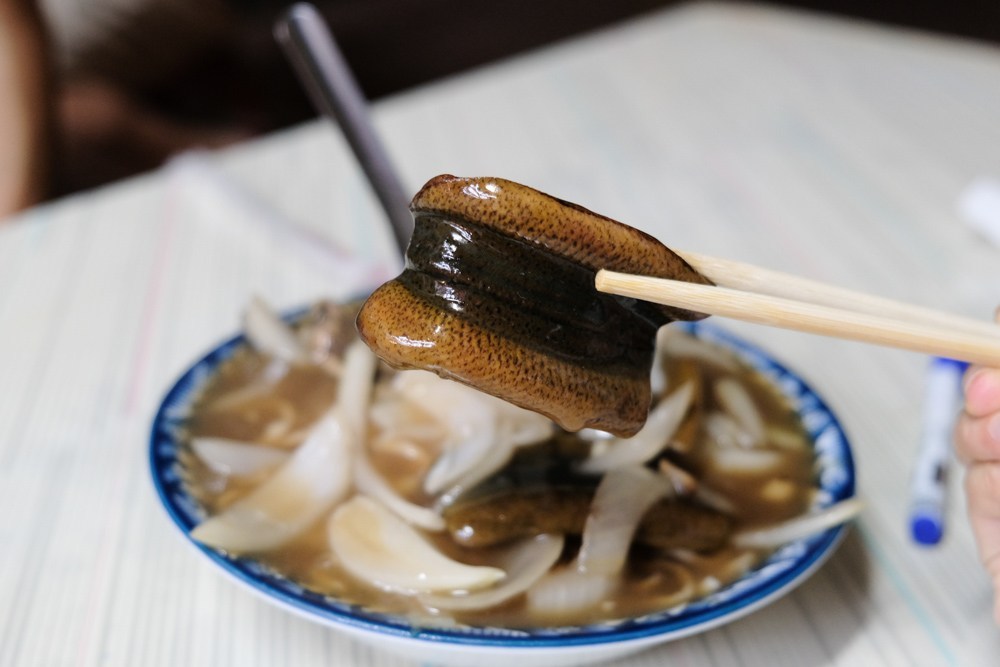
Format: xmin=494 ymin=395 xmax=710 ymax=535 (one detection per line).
xmin=675 ymin=250 xmax=1000 ymax=339
xmin=595 ymin=268 xmax=1000 ymax=366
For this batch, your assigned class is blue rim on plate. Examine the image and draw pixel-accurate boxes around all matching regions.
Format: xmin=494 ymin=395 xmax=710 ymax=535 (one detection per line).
xmin=150 ymin=319 xmax=855 ymax=648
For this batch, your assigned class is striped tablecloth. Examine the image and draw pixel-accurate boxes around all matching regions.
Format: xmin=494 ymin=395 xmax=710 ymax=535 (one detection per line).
xmin=2 ymin=3 xmax=999 ymax=665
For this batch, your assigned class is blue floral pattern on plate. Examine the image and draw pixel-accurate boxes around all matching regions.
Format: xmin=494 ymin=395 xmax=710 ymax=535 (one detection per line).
xmin=150 ymin=320 xmax=855 ymax=648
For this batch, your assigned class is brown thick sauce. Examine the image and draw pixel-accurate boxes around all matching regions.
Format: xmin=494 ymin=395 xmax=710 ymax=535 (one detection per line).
xmin=181 ymin=326 xmax=814 ymax=628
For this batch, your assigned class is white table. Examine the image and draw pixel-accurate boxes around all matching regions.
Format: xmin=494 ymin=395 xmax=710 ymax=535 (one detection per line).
xmin=3 ymin=3 xmax=999 ymax=665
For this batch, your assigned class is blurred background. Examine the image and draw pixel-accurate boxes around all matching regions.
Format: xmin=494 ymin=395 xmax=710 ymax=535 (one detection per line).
xmin=2 ymin=0 xmax=999 ymax=216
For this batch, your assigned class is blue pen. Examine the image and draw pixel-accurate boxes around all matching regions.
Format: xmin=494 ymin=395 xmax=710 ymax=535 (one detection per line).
xmin=909 ymin=357 xmax=969 ymax=546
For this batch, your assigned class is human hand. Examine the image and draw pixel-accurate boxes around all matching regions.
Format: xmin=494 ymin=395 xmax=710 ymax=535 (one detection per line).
xmin=955 ymin=319 xmax=1000 ymax=625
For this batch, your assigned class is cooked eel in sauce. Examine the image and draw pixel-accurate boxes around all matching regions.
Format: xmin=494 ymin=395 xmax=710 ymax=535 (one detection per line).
xmin=444 ymin=486 xmax=731 ymax=550
xmin=357 ymin=175 xmax=712 ymax=436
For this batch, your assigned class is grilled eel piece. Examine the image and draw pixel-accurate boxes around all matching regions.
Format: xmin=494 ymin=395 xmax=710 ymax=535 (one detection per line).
xmin=357 ymin=175 xmax=711 ymax=437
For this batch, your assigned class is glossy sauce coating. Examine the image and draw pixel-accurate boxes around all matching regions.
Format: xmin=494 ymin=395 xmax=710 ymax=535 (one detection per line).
xmin=444 ymin=485 xmax=732 ymax=550
xmin=357 ymin=175 xmax=712 ymax=436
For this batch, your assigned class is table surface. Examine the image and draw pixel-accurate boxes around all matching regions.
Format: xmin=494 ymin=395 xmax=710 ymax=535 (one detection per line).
xmin=3 ymin=2 xmax=1000 ymax=665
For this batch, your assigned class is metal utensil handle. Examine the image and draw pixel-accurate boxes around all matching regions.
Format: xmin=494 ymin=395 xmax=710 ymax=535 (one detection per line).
xmin=275 ymin=3 xmax=412 ymax=255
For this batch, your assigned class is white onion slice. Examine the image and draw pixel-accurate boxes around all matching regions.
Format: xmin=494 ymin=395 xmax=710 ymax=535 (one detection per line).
xmin=436 ymin=414 xmax=554 ymax=505
xmin=766 ymin=425 xmax=809 ymax=451
xmin=650 ymin=352 xmax=668 ymax=397
xmin=395 ymin=371 xmax=502 ymax=495
xmin=259 ymin=399 xmax=297 ymax=442
xmin=433 ymin=440 xmax=518 ymax=510
xmin=354 ymin=449 xmax=446 ymax=532
xmin=657 ymin=329 xmax=739 ymax=371
xmin=733 ymin=498 xmax=864 ymax=549
xmin=328 ymin=495 xmax=504 ymax=593
xmin=577 ymin=428 xmax=616 ymax=442
xmin=658 ymin=458 xmax=697 ymax=495
xmin=522 ymin=467 xmax=671 ymax=618
xmin=204 ymin=358 xmax=289 ymax=413
xmin=692 ymin=485 xmax=737 ymax=515
xmin=578 ymin=382 xmax=693 ymax=474
xmin=705 ymin=411 xmax=756 ymax=449
xmin=406 ymin=370 xmax=551 ymax=495
xmin=394 ymin=370 xmax=494 ymax=432
xmin=715 ymin=378 xmax=765 ymax=446
xmin=501 ymin=412 xmax=555 ymax=449
xmin=191 ymin=413 xmax=353 ymax=552
xmin=191 ymin=342 xmax=376 ymax=552
xmin=527 ymin=567 xmax=614 ymax=618
xmin=423 ymin=423 xmax=496 ymax=494
xmin=709 ymin=446 xmax=785 ymax=474
xmin=243 ymin=295 xmax=309 ymax=363
xmin=420 ymin=534 xmax=564 ymax=611
xmin=577 ymin=465 xmax=672 ymax=575
xmin=336 ymin=344 xmax=379 ymax=427
xmin=645 ymin=562 xmax=696 ymax=609
xmin=190 ymin=437 xmax=290 ymax=477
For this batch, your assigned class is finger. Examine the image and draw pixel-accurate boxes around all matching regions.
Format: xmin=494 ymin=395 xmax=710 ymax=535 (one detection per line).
xmin=954 ymin=412 xmax=1000 ymax=465
xmin=963 ymin=367 xmax=1000 ymax=418
xmin=963 ymin=462 xmax=1000 ymax=624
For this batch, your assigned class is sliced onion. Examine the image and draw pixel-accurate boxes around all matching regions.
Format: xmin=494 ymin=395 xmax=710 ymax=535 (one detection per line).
xmin=434 ymin=415 xmax=554 ymax=506
xmin=692 ymin=485 xmax=737 ymax=515
xmin=406 ymin=370 xmax=551 ymax=495
xmin=336 ymin=343 xmax=379 ymax=429
xmin=522 ymin=467 xmax=672 ymax=618
xmin=715 ymin=378 xmax=764 ymax=446
xmin=719 ymin=551 xmax=759 ymax=581
xmin=191 ymin=342 xmax=376 ymax=553
xmin=766 ymin=425 xmax=809 ymax=451
xmin=705 ymin=411 xmax=756 ymax=449
xmin=657 ymin=329 xmax=739 ymax=372
xmin=526 ymin=567 xmax=615 ymax=618
xmin=370 ymin=435 xmax=433 ymax=467
xmin=259 ymin=399 xmax=297 ymax=442
xmin=369 ymin=398 xmax=445 ymax=446
xmin=658 ymin=458 xmax=697 ymax=495
xmin=393 ymin=371 xmax=500 ymax=495
xmin=328 ymin=495 xmax=504 ymax=593
xmin=759 ymin=478 xmax=798 ymax=503
xmin=709 ymin=446 xmax=785 ymax=475
xmin=393 ymin=370 xmax=495 ymax=432
xmin=264 ymin=426 xmax=311 ymax=449
xmin=579 ymin=382 xmax=693 ymax=474
xmin=577 ymin=465 xmax=671 ymax=576
xmin=433 ymin=441 xmax=518 ymax=509
xmin=500 ymin=411 xmax=555 ymax=448
xmin=635 ymin=560 xmax=696 ymax=609
xmin=243 ymin=295 xmax=309 ymax=363
xmin=354 ymin=449 xmax=446 ymax=531
xmin=423 ymin=422 xmax=496 ymax=494
xmin=204 ymin=358 xmax=289 ymax=413
xmin=577 ymin=428 xmax=616 ymax=442
xmin=650 ymin=353 xmax=668 ymax=397
xmin=733 ymin=498 xmax=864 ymax=549
xmin=699 ymin=576 xmax=722 ymax=595
xmin=191 ymin=412 xmax=354 ymax=552
xmin=190 ymin=437 xmax=290 ymax=477
xmin=420 ymin=534 xmax=564 ymax=611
